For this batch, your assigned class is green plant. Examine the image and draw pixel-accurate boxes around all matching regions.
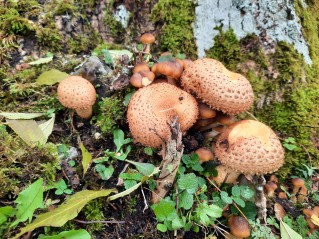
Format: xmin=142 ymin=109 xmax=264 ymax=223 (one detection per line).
xmin=282 ymin=137 xmax=300 ymax=151
xmin=249 ymin=218 xmax=277 ymax=239
xmin=92 ymin=96 xmax=125 ymax=135
xmin=53 ymin=179 xmax=73 ymax=195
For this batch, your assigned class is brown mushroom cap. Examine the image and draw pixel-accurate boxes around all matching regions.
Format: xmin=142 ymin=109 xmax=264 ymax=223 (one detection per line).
xmin=133 ymin=62 xmax=150 ymax=73
xmin=195 ymin=147 xmax=214 ymax=162
xmin=198 ymin=102 xmax=217 ymax=119
xmin=140 ymin=33 xmax=155 ymax=44
xmin=214 ymin=120 xmax=285 ymax=175
xmin=228 ymin=216 xmax=250 ymax=238
xmin=57 ymin=76 xmax=96 ymax=118
xmin=151 ymin=61 xmax=183 ymax=80
xmin=181 ymin=58 xmax=254 ymax=115
xmin=127 ymin=82 xmax=198 ymax=148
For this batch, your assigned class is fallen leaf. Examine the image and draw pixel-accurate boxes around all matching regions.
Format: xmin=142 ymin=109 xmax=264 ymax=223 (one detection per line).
xmin=80 ymin=143 xmax=92 ymax=176
xmin=28 ymin=55 xmax=53 ymax=65
xmin=280 ymin=219 xmax=303 ymax=239
xmin=7 ymin=119 xmax=47 ymax=145
xmin=11 ymin=189 xmax=116 ymax=239
xmin=0 ymin=112 xmax=44 ymax=120
xmin=36 ymin=69 xmax=69 ymax=85
xmin=38 ymin=114 xmax=55 ymax=141
xmin=311 ymin=214 xmax=319 ymax=226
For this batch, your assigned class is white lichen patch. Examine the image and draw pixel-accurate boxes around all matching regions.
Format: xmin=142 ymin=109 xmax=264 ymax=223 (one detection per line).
xmin=195 ymin=0 xmax=312 ymax=64
xmin=113 ymin=4 xmax=130 ymax=28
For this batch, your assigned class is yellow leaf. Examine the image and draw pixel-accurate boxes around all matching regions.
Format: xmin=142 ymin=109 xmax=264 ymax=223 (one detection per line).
xmin=80 ymin=143 xmax=92 ymax=176
xmin=311 ymin=214 xmax=319 ymax=226
xmin=11 ymin=189 xmax=116 ymax=239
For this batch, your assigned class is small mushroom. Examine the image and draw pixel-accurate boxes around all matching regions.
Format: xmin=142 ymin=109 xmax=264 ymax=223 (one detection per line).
xmin=151 ymin=61 xmax=183 ymax=85
xmin=198 ymin=102 xmax=217 ymax=119
xmin=264 ymin=181 xmax=278 ymax=198
xmin=127 ymin=82 xmax=198 ymax=148
xmin=130 ymin=71 xmax=155 ymax=88
xmin=195 ymin=147 xmax=214 ymax=162
xmin=181 ymin=58 xmax=254 ymax=115
xmin=228 ymin=215 xmax=250 ymax=238
xmin=140 ymin=33 xmax=155 ymax=54
xmin=211 ymin=165 xmax=241 ymax=185
xmin=291 ymin=178 xmax=307 ymax=203
xmin=57 ymin=76 xmax=96 ymax=119
xmin=133 ymin=62 xmax=150 ymax=73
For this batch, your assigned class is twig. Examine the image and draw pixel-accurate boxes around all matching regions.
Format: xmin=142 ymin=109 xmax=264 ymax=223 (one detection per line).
xmin=141 ymin=186 xmax=149 ymax=212
xmin=73 ymin=219 xmax=125 ymax=224
xmin=206 ymin=177 xmax=249 ymax=223
xmin=246 ymin=111 xmax=259 ymax=121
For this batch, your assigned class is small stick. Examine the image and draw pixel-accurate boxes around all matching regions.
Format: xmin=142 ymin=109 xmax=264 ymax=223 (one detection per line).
xmin=73 ymin=219 xmax=125 ymax=224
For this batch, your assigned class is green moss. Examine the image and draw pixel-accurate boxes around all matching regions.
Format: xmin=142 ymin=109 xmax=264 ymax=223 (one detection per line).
xmin=151 ymin=0 xmax=197 ymax=58
xmin=104 ymin=2 xmax=125 ymax=41
xmin=82 ymin=198 xmax=105 ymax=232
xmin=205 ymin=28 xmax=244 ymax=70
xmin=92 ymin=95 xmax=126 ymax=135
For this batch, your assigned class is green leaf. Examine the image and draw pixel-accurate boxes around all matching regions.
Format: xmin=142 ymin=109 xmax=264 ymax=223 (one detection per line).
xmin=125 ymin=160 xmax=155 ymax=176
xmin=177 ymin=173 xmax=199 ymax=194
xmin=0 ymin=112 xmax=44 ymax=119
xmin=28 ymin=55 xmax=53 ymax=65
xmin=143 ymin=147 xmax=153 ymax=156
xmin=38 ymin=229 xmax=91 ymax=239
xmin=11 ymin=178 xmax=43 ymax=227
xmin=240 ymin=186 xmax=254 ymax=199
xmin=280 ymin=220 xmax=303 ymax=239
xmin=119 ymin=172 xmax=143 ymax=181
xmin=11 ymin=189 xmax=116 ymax=239
xmin=95 ymin=164 xmax=114 ymax=180
xmin=123 ymin=180 xmax=138 ymax=190
xmin=195 ymin=203 xmax=222 ymax=226
xmin=54 ymin=179 xmax=68 ymax=195
xmin=171 ymin=216 xmax=185 ymax=230
xmin=102 ymin=49 xmax=113 ymax=65
xmin=36 ymin=69 xmax=69 ymax=85
xmin=231 ymin=185 xmax=241 ymax=197
xmin=80 ymin=143 xmax=92 ymax=176
xmin=232 ymin=197 xmax=245 ymax=207
xmin=220 ymin=191 xmax=232 ymax=204
xmin=123 ymin=91 xmax=135 ymax=107
xmin=0 ymin=206 xmax=15 ymax=225
xmin=108 ymin=50 xmax=133 ymax=61
xmin=151 ymin=199 xmax=176 ymax=222
xmin=178 ymin=191 xmax=193 ymax=210
xmin=158 ymin=54 xmax=174 ymax=63
xmin=157 ymin=223 xmax=167 ymax=232
xmin=113 ymin=129 xmax=125 ymax=151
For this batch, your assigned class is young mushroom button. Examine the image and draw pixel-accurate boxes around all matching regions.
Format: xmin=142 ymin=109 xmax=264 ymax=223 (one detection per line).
xmin=57 ymin=76 xmax=96 ymax=119
xmin=140 ymin=33 xmax=155 ymax=54
xmin=214 ymin=120 xmax=285 ymax=175
xmin=127 ymin=82 xmax=199 ymax=148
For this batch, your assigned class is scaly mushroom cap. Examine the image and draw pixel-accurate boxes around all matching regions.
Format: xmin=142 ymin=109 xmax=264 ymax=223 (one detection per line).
xmin=181 ymin=58 xmax=254 ymax=115
xmin=127 ymin=82 xmax=198 ymax=148
xmin=214 ymin=120 xmax=285 ymax=175
xmin=57 ymin=76 xmax=96 ymax=118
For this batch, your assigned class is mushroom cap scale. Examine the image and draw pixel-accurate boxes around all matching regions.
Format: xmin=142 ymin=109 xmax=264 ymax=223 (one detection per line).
xmin=181 ymin=58 xmax=254 ymax=115
xmin=127 ymin=82 xmax=198 ymax=148
xmin=214 ymin=120 xmax=285 ymax=175
xmin=57 ymin=76 xmax=96 ymax=110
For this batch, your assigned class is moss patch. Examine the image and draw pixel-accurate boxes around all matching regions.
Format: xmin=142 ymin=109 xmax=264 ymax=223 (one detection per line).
xmin=151 ymin=0 xmax=197 ymax=58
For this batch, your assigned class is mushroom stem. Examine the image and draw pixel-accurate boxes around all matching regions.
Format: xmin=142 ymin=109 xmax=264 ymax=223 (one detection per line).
xmin=254 ymin=175 xmax=267 ymax=223
xmin=143 ymin=44 xmax=151 ymax=54
xmin=75 ymin=107 xmax=93 ymax=119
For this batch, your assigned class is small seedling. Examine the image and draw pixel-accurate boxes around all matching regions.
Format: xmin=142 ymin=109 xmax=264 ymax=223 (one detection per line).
xmin=54 ymin=179 xmax=73 ymax=195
